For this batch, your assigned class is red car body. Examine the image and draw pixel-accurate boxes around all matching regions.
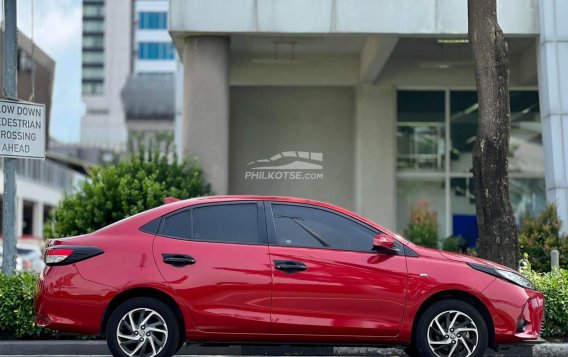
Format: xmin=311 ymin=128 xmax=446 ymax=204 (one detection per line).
xmin=35 ymin=195 xmax=544 ymax=355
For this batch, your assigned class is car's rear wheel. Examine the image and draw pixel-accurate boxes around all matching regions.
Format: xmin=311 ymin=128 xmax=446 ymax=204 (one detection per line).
xmin=414 ymin=299 xmax=488 ymax=357
xmin=106 ymin=297 xmax=180 ymax=357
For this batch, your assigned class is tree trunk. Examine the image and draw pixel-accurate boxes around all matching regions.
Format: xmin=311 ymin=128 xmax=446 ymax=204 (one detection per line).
xmin=468 ymin=0 xmax=518 ymax=269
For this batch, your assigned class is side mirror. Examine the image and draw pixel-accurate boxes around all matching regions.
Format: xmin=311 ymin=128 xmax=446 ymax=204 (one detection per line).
xmin=372 ymin=234 xmax=397 ymax=255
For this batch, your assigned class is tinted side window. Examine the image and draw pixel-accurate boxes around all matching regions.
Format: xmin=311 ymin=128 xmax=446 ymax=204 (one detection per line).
xmin=272 ymin=204 xmax=376 ymax=252
xmin=161 ymin=210 xmax=191 ymax=239
xmin=192 ymin=203 xmax=259 ymax=244
xmin=140 ymin=217 xmax=161 ymax=235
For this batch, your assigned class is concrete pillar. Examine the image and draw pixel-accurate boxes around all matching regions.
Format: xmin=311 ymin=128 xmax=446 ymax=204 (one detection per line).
xmin=354 ymin=85 xmax=396 ymax=230
xmin=32 ymin=202 xmax=44 ymax=238
xmin=181 ymin=36 xmax=230 ymax=194
xmin=538 ymin=0 xmax=568 ymax=234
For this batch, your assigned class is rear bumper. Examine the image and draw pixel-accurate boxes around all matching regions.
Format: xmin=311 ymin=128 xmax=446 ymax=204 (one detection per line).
xmin=35 ymin=265 xmax=117 ymax=335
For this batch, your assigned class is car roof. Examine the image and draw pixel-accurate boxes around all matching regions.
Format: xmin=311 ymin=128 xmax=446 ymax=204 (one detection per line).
xmin=97 ymin=195 xmax=405 ymax=244
xmin=159 ymin=195 xmax=402 ymax=239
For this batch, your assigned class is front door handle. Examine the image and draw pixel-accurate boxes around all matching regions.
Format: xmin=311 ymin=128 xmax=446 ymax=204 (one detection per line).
xmin=162 ymin=253 xmax=196 ymax=267
xmin=274 ymin=260 xmax=308 ymax=273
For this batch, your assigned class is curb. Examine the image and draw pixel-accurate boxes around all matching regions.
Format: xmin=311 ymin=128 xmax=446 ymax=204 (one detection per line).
xmin=0 ymin=340 xmax=565 ymax=356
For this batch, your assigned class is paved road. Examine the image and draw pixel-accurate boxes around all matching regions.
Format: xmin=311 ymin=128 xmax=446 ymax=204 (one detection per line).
xmin=6 ymin=341 xmax=567 ymax=357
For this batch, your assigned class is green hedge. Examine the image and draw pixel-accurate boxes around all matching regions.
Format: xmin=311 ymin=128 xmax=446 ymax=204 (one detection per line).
xmin=519 ymin=204 xmax=568 ymax=272
xmin=0 ymin=273 xmax=49 ymax=339
xmin=521 ymin=266 xmax=568 ymax=338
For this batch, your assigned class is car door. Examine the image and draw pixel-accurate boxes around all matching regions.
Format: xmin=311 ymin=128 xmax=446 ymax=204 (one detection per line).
xmin=152 ymin=201 xmax=272 ymax=334
xmin=266 ymin=202 xmax=408 ymax=337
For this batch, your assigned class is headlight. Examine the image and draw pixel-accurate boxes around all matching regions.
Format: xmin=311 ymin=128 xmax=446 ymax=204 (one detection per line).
xmin=468 ymin=263 xmax=535 ymax=290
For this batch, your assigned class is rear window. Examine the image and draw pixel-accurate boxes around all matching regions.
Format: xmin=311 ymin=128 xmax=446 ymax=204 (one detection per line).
xmin=192 ymin=203 xmax=259 ymax=244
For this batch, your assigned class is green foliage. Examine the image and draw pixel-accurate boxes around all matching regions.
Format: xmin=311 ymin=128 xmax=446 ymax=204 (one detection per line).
xmin=44 ymin=141 xmax=211 ymax=238
xmin=404 ymin=200 xmax=439 ymax=248
xmin=442 ymin=236 xmax=466 ymax=253
xmin=0 ymin=273 xmax=50 ymax=338
xmin=519 ymin=204 xmax=568 ymax=272
xmin=520 ymin=260 xmax=568 ymax=338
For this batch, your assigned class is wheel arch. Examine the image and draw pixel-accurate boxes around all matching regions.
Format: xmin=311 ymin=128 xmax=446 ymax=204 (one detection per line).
xmin=411 ymin=290 xmax=496 ymax=349
xmin=100 ymin=287 xmax=186 ymax=340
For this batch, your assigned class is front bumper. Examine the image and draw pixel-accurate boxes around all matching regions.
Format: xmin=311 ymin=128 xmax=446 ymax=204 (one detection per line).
xmin=482 ymin=276 xmax=545 ymax=344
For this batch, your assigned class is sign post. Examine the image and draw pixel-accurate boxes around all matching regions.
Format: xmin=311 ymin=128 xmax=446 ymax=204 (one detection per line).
xmin=1 ymin=0 xmax=46 ymax=275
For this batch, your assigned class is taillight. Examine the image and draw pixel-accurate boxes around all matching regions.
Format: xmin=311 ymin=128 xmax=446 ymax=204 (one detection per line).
xmin=44 ymin=246 xmax=104 ymax=266
xmin=45 ymin=249 xmax=74 ymax=264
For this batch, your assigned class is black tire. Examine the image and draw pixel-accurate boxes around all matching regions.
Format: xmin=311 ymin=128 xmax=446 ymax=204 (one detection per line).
xmin=414 ymin=299 xmax=488 ymax=357
xmin=106 ymin=297 xmax=180 ymax=357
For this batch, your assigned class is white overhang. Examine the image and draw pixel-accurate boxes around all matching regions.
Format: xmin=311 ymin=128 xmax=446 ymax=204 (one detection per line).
xmin=170 ymin=0 xmax=539 ymax=50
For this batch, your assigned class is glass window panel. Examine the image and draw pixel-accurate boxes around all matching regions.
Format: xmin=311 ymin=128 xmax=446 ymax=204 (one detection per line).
xmin=166 ymin=43 xmax=175 ymax=59
xmin=450 ymin=91 xmax=478 ymax=173
xmin=83 ymin=20 xmax=104 ymax=32
xmin=138 ymin=42 xmax=145 ymax=59
xmin=139 ymin=12 xmax=168 ymax=29
xmin=397 ymin=178 xmax=445 ymax=242
xmin=450 ymin=177 xmax=477 ymax=247
xmin=82 ymin=67 xmax=104 ymax=79
xmin=509 ymin=91 xmax=543 ymax=174
xmin=510 ymin=178 xmax=546 ymax=222
xmin=138 ymin=42 xmax=175 ymax=60
xmin=396 ymin=178 xmax=446 ymax=242
xmin=82 ymin=51 xmax=104 ymax=65
xmin=83 ymin=4 xmax=104 ymax=17
xmin=82 ymin=82 xmax=104 ymax=95
xmin=83 ymin=35 xmax=104 ymax=48
xmin=397 ymin=91 xmax=445 ymax=172
xmin=450 ymin=90 xmax=543 ymax=174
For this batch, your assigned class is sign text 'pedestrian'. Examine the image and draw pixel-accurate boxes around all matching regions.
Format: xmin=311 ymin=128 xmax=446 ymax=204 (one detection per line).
xmin=0 ymin=99 xmax=46 ymax=159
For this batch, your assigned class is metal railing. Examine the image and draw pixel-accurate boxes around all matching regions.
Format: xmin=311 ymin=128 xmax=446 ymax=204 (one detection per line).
xmin=0 ymin=158 xmax=83 ymax=191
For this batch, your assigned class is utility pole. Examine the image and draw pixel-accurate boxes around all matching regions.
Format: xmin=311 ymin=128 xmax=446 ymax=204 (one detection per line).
xmin=1 ymin=0 xmax=18 ymax=275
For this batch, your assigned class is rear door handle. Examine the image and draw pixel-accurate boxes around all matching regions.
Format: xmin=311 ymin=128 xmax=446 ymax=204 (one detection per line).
xmin=274 ymin=260 xmax=307 ymax=273
xmin=162 ymin=253 xmax=196 ymax=267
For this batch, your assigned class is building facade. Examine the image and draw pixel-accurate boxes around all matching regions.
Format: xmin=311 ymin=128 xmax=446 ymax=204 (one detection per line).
xmin=170 ymin=0 xmax=568 ymax=239
xmin=123 ymin=0 xmax=176 ymax=146
xmin=81 ymin=0 xmax=131 ymax=148
xmin=80 ymin=0 xmax=177 ymax=152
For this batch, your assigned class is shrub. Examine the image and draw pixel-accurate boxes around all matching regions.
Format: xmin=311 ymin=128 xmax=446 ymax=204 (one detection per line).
xmin=442 ymin=236 xmax=467 ymax=253
xmin=519 ymin=204 xmax=568 ymax=272
xmin=404 ymin=200 xmax=439 ymax=248
xmin=520 ymin=261 xmax=568 ymax=338
xmin=45 ymin=142 xmax=211 ymax=238
xmin=0 ymin=273 xmax=49 ymax=339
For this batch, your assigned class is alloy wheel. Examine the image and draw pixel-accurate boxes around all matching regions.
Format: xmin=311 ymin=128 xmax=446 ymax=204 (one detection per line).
xmin=116 ymin=307 xmax=169 ymax=357
xmin=426 ymin=309 xmax=479 ymax=357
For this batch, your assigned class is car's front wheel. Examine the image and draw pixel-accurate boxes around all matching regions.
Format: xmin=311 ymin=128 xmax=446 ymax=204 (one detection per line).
xmin=414 ymin=299 xmax=488 ymax=357
xmin=106 ymin=297 xmax=180 ymax=357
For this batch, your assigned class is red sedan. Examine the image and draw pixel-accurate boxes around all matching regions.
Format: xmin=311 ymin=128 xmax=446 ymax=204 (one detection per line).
xmin=35 ymin=196 xmax=544 ymax=357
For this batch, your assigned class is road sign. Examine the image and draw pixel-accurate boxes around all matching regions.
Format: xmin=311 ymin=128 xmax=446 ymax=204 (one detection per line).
xmin=0 ymin=99 xmax=46 ymax=159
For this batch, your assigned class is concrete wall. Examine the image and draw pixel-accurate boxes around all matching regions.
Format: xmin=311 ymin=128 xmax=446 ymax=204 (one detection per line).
xmin=229 ymin=86 xmax=355 ymax=210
